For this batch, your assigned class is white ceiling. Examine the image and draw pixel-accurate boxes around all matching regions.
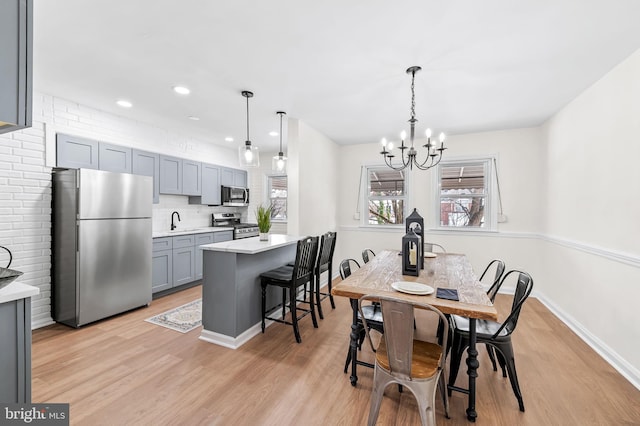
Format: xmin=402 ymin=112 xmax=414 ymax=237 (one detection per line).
xmin=33 ymin=1 xmax=640 ymax=152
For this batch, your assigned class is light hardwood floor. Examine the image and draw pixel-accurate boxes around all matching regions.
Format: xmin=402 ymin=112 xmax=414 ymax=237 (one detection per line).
xmin=32 ymin=284 xmax=640 ymax=425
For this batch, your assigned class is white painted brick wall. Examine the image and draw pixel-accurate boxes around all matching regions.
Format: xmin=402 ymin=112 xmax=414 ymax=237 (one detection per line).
xmin=1 ymin=91 xmax=251 ymax=329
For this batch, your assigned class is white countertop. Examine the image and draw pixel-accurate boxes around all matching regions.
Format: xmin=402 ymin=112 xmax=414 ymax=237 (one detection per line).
xmin=0 ymin=281 xmax=40 ymax=304
xmin=201 ymin=234 xmax=303 ymax=254
xmin=153 ymin=226 xmax=234 ymax=238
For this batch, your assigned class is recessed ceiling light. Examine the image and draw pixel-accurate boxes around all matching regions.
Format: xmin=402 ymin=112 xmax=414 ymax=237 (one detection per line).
xmin=224 ymin=137 xmax=234 ymax=142
xmin=269 ymin=131 xmax=278 ymax=137
xmin=116 ymin=100 xmax=132 ymax=108
xmin=173 ymin=86 xmax=190 ymax=95
xmin=188 ymin=116 xmax=200 ymax=121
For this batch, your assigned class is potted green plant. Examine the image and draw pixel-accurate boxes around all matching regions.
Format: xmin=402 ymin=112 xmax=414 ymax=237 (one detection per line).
xmin=255 ymin=204 xmax=273 ymax=241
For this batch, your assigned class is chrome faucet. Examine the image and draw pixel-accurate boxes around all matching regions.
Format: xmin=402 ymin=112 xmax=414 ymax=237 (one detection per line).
xmin=171 ymin=211 xmax=181 ymax=230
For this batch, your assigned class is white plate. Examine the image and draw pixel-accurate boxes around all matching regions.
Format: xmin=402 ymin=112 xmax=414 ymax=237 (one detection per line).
xmin=424 ymin=252 xmax=437 ymax=258
xmin=391 ymin=281 xmax=435 ymax=295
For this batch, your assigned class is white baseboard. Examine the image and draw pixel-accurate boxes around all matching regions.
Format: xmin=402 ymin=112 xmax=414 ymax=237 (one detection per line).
xmin=495 ymin=287 xmax=640 ymax=391
xmin=199 ymin=321 xmax=268 ymax=350
xmin=32 ymin=317 xmax=55 ymax=330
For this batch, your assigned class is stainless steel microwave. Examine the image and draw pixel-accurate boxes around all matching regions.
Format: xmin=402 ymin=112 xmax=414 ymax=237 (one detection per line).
xmin=221 ymin=186 xmax=249 ymax=206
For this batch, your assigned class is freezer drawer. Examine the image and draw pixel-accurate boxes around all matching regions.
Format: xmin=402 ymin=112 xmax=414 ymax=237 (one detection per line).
xmin=75 ymin=218 xmax=152 ymax=326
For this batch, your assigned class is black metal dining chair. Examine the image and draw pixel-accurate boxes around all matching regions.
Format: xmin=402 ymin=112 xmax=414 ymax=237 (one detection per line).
xmin=448 ymin=270 xmax=533 ymax=412
xmin=315 ymin=231 xmax=337 ymax=320
xmin=260 ymin=236 xmax=319 ymax=343
xmin=479 ymin=259 xmax=506 ymax=371
xmin=339 ymin=258 xmax=385 ymax=375
xmin=361 ymin=248 xmax=375 ymax=264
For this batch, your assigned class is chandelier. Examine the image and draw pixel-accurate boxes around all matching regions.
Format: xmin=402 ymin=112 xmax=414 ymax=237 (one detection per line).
xmin=380 ymin=66 xmax=446 ymax=171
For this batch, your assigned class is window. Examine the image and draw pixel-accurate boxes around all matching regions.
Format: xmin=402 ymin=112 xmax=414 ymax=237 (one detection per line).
xmin=436 ymin=158 xmax=494 ymax=230
xmin=268 ymin=175 xmax=287 ymax=221
xmin=364 ymin=166 xmax=407 ymax=225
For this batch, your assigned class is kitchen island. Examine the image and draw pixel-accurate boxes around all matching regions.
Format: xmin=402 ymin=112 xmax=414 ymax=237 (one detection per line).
xmin=199 ymin=234 xmax=302 ymax=349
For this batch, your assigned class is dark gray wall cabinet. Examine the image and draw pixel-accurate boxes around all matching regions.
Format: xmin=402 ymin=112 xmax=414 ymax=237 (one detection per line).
xmin=0 ymin=297 xmax=32 ymax=403
xmin=132 ymin=149 xmax=160 ymax=204
xmin=0 ymin=0 xmax=32 ymax=135
xmin=56 ymin=133 xmax=99 ymax=169
xmin=99 ymin=142 xmax=132 ymax=173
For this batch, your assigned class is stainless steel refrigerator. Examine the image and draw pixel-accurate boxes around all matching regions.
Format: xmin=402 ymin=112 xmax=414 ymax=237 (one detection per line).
xmin=53 ymin=168 xmax=153 ymax=327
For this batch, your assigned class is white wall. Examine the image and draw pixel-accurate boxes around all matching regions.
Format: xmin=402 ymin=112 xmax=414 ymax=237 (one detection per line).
xmin=539 ymin=48 xmax=640 ymax=383
xmin=287 ymin=119 xmax=339 ymax=237
xmin=334 ymin=127 xmax=545 ymax=281
xmin=1 ymin=91 xmax=245 ymax=327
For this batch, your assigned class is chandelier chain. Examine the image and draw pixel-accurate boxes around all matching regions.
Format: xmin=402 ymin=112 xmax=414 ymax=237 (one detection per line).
xmin=410 ymin=70 xmax=416 ymax=120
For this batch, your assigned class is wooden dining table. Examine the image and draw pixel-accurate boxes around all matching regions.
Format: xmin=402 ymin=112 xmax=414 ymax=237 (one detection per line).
xmin=331 ymin=250 xmax=498 ymax=422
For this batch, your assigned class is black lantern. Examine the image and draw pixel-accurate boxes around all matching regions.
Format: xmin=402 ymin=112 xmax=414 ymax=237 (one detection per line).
xmin=402 ymin=228 xmax=422 ymax=277
xmin=405 ymin=208 xmax=424 ymax=269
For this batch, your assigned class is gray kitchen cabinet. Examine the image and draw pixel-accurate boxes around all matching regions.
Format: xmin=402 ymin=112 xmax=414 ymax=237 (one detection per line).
xmin=221 ymin=167 xmax=248 ymax=188
xmin=56 ymin=133 xmax=99 ymax=169
xmin=220 ymin=168 xmax=234 ymax=187
xmin=0 ymin=0 xmax=32 ymax=135
xmin=233 ymin=169 xmax=248 ymax=187
xmin=0 ymin=297 xmax=32 ymax=403
xmin=159 ymin=155 xmax=182 ymax=194
xmin=182 ymin=160 xmax=201 ymax=196
xmin=152 ymin=249 xmax=173 ymax=293
xmin=172 ymin=234 xmax=195 ymax=287
xmin=213 ymin=230 xmax=234 ymax=242
xmin=152 ymin=237 xmax=173 ymax=294
xmin=132 ymin=149 xmax=160 ymax=204
xmin=194 ymin=233 xmax=214 ymax=280
xmin=189 ymin=163 xmax=221 ymax=205
xmin=99 ymin=142 xmax=132 ymax=173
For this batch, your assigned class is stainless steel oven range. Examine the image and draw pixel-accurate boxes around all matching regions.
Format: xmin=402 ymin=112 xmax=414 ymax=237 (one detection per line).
xmin=212 ymin=212 xmax=259 ymax=239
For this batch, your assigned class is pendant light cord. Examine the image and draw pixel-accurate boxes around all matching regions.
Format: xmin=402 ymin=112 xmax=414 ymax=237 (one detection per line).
xmin=246 ymin=95 xmax=250 ymax=141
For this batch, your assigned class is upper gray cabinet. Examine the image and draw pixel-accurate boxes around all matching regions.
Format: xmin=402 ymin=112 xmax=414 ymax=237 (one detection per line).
xmin=159 ymin=155 xmax=182 ymax=195
xmin=221 ymin=167 xmax=248 ymax=187
xmin=99 ymin=142 xmax=131 ymax=173
xmin=182 ymin=160 xmax=201 ymax=196
xmin=132 ymin=149 xmax=160 ymax=204
xmin=56 ymin=133 xmax=99 ymax=169
xmin=0 ymin=0 xmax=32 ymax=135
xmin=189 ymin=163 xmax=221 ymax=205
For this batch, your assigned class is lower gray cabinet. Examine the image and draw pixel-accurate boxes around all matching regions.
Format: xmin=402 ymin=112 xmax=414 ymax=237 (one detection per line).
xmin=0 ymin=297 xmax=31 ymax=403
xmin=152 ymin=237 xmax=173 ymax=293
xmin=152 ymin=231 xmax=234 ymax=294
xmin=172 ymin=234 xmax=196 ymax=287
xmin=195 ymin=233 xmax=214 ymax=280
xmin=152 ymin=249 xmax=173 ymax=293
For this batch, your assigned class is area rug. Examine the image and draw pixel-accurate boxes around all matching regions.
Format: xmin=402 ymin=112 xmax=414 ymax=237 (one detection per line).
xmin=145 ymin=299 xmax=202 ymax=333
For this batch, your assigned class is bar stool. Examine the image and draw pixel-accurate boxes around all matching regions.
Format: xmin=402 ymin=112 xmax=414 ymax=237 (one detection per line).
xmin=260 ymin=236 xmax=319 ymax=343
xmin=315 ymin=231 xmax=337 ymax=320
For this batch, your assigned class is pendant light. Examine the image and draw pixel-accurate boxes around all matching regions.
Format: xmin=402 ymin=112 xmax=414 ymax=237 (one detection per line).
xmin=239 ymin=90 xmax=260 ymax=167
xmin=272 ymin=111 xmax=287 ymax=172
